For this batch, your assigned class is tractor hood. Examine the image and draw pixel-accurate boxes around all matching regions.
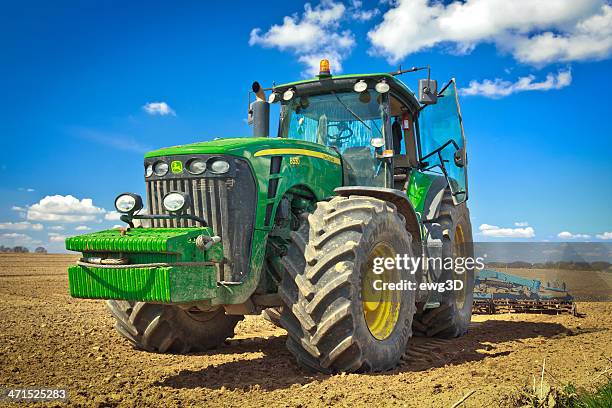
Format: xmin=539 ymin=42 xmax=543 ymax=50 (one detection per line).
xmin=145 ymin=137 xmax=341 ymax=162
xmin=142 ymin=134 xmax=343 ymax=239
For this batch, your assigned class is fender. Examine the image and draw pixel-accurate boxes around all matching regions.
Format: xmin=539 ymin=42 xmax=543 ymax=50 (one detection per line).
xmin=422 ymin=176 xmax=448 ymax=222
xmin=334 ymin=186 xmax=421 ymax=243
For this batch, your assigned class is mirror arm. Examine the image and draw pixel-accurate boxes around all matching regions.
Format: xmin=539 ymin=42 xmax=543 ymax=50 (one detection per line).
xmin=437 ymin=79 xmax=454 ymax=96
xmin=419 ymin=139 xmax=459 ymax=162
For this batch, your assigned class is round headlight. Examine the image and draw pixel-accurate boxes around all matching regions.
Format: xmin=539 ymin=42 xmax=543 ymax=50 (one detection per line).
xmin=283 ymin=89 xmax=295 ymax=101
xmin=375 ymin=80 xmax=390 ymax=93
xmin=153 ymin=161 xmax=168 ymax=176
xmin=187 ymin=158 xmax=206 ymax=175
xmin=145 ymin=164 xmax=153 ymax=177
xmin=114 ymin=193 xmax=143 ymax=214
xmin=268 ymin=92 xmax=280 ymax=104
xmin=163 ymin=192 xmax=187 ymax=212
xmin=353 ymin=80 xmax=368 ymax=93
xmin=209 ymin=159 xmax=230 ymax=174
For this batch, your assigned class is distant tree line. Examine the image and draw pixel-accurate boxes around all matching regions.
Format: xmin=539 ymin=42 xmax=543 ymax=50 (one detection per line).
xmin=486 ymin=261 xmax=611 ymax=272
xmin=0 ymin=246 xmax=47 ymax=254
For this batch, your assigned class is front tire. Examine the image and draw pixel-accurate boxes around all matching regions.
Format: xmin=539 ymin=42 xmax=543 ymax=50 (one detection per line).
xmin=106 ymin=301 xmax=242 ymax=353
xmin=279 ymin=195 xmax=416 ymax=373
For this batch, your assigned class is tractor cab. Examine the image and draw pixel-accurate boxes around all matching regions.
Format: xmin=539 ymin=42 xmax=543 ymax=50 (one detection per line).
xmin=253 ymin=59 xmax=468 ymax=204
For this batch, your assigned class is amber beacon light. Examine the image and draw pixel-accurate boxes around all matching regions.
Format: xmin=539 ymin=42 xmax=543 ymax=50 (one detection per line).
xmin=318 ymin=59 xmax=331 ymax=77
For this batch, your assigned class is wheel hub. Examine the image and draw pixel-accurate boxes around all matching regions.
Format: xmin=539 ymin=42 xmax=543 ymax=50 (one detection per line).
xmin=362 ymin=242 xmax=401 ymax=340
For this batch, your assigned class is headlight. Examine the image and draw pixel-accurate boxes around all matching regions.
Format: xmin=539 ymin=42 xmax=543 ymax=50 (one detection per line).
xmin=163 ymin=192 xmax=188 ymax=212
xmin=186 ymin=158 xmax=206 ymax=175
xmin=268 ymin=92 xmax=280 ymax=103
xmin=353 ymin=80 xmax=368 ymax=93
xmin=370 ymin=137 xmax=385 ymax=148
xmin=375 ymin=80 xmax=390 ymax=93
xmin=208 ymin=159 xmax=230 ymax=174
xmin=153 ymin=161 xmax=168 ymax=176
xmin=283 ymin=89 xmax=295 ymax=101
xmin=115 ymin=193 xmax=143 ymax=214
xmin=145 ymin=164 xmax=153 ymax=177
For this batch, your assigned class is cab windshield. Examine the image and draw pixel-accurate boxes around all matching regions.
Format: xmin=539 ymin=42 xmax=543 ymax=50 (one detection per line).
xmin=279 ymin=91 xmax=389 ymax=186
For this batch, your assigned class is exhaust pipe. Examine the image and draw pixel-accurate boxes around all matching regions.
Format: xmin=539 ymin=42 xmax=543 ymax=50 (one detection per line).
xmin=248 ymin=81 xmax=270 ymax=137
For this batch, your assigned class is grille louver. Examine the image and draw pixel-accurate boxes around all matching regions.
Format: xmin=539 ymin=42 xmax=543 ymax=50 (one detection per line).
xmin=145 ymin=156 xmax=256 ymax=282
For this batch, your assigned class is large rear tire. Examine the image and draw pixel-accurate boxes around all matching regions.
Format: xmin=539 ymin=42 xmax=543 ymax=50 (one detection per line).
xmin=106 ymin=301 xmax=242 ymax=353
xmin=412 ymin=190 xmax=474 ymax=338
xmin=279 ymin=195 xmax=416 ymax=373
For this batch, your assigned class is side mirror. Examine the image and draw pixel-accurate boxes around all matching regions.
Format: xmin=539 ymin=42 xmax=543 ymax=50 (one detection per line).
xmin=454 ymin=148 xmax=465 ymax=167
xmin=418 ymin=79 xmax=438 ymax=105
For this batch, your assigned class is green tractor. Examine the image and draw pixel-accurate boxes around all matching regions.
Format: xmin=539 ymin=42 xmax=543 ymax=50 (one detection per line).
xmin=66 ymin=60 xmax=474 ymax=373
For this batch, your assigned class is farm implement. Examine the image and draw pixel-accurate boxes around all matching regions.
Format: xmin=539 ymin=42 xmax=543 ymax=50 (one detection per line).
xmin=472 ymin=269 xmax=576 ymax=315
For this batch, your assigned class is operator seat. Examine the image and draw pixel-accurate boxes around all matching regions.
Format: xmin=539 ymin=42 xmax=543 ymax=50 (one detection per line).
xmin=392 ymin=119 xmax=403 ymax=154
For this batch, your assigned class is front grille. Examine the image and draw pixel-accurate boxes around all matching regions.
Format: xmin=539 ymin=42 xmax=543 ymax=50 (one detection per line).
xmin=145 ymin=156 xmax=257 ymax=281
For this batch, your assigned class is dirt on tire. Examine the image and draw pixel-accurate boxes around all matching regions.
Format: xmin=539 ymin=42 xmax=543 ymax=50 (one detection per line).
xmin=0 ymin=253 xmax=610 ymax=407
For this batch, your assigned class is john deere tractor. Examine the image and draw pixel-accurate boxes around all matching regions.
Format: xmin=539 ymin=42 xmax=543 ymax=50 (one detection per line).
xmin=66 ymin=60 xmax=474 ymax=373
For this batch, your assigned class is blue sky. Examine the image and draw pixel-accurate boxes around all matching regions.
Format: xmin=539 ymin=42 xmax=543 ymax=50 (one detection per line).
xmin=1 ymin=0 xmax=611 ymax=251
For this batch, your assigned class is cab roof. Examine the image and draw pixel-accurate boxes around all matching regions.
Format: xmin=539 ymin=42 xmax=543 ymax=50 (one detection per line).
xmin=272 ymin=73 xmax=421 ymax=112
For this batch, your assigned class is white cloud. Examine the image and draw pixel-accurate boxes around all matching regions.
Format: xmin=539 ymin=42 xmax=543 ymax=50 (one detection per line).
xmin=460 ymin=70 xmax=572 ymax=98
xmin=48 ymin=225 xmax=65 ymax=231
xmin=514 ymin=221 xmax=529 ymax=227
xmin=0 ymin=221 xmax=43 ymax=231
xmin=18 ymin=187 xmax=35 ymax=192
xmin=596 ymin=232 xmax=612 ymax=240
xmin=249 ymin=1 xmax=355 ymax=76
xmin=557 ymin=231 xmax=591 ymax=239
xmin=48 ymin=232 xmax=68 ymax=242
xmin=112 ymin=225 xmax=123 ymax=229
xmin=27 ymin=195 xmax=105 ymax=223
xmin=75 ymin=225 xmax=91 ymax=231
xmin=479 ymin=223 xmax=535 ymax=238
xmin=0 ymin=233 xmax=42 ymax=247
xmin=143 ymin=102 xmax=175 ymax=116
xmin=367 ymin=0 xmax=611 ymax=65
xmin=350 ymin=0 xmax=379 ymax=21
xmin=11 ymin=206 xmax=26 ymax=212
xmin=512 ymin=5 xmax=612 ymax=64
xmin=104 ymin=211 xmax=122 ymax=221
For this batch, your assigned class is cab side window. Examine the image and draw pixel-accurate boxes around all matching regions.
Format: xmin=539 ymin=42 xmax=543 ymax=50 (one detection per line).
xmin=389 ymin=95 xmax=418 ymax=168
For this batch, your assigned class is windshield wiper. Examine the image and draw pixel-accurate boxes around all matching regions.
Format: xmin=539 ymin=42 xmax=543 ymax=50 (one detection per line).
xmin=331 ymin=91 xmax=371 ymax=131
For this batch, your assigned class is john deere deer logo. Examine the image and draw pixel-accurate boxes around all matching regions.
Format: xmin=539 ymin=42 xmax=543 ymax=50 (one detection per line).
xmin=171 ymin=161 xmax=183 ymax=174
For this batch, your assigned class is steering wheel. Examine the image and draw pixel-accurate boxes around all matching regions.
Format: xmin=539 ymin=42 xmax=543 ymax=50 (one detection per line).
xmin=327 ymin=123 xmax=353 ymax=142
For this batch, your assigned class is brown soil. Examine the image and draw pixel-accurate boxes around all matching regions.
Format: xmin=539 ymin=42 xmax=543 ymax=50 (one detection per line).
xmin=0 ymin=254 xmax=610 ymax=407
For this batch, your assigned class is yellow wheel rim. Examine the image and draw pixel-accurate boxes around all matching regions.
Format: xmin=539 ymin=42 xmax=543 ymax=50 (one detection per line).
xmin=452 ymin=224 xmax=467 ymax=309
xmin=362 ymin=242 xmax=401 ymax=340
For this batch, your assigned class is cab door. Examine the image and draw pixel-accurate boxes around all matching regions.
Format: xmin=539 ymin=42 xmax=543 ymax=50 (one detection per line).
xmin=418 ymin=79 xmax=468 ymax=203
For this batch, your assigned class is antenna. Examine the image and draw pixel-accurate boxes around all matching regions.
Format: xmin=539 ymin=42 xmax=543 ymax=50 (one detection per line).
xmin=390 ymin=65 xmax=430 ymax=79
